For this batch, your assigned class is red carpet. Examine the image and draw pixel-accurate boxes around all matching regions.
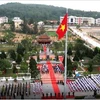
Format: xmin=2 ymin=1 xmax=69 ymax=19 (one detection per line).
xmin=47 ymin=61 xmax=60 ymax=95
xmin=43 ymin=45 xmax=47 ymax=52
xmin=41 ymin=61 xmax=75 ymax=99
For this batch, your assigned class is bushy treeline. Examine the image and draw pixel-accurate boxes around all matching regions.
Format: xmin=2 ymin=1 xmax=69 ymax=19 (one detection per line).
xmin=0 ymin=3 xmax=100 ymax=21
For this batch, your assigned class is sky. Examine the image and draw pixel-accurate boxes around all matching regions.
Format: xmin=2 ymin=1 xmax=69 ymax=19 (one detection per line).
xmin=0 ymin=0 xmax=100 ymax=12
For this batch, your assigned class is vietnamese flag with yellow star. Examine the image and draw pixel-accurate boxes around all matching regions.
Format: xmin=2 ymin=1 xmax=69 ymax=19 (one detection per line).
xmin=56 ymin=14 xmax=68 ymax=39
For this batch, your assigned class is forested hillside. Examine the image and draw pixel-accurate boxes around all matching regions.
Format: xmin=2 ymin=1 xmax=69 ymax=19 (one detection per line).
xmin=0 ymin=3 xmax=100 ymax=21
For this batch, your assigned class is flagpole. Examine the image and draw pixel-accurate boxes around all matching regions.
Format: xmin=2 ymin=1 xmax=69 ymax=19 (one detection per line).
xmin=64 ymin=8 xmax=68 ymax=99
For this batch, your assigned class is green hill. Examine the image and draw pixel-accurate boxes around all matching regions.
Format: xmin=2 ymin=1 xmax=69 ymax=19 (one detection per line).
xmin=0 ymin=3 xmax=100 ymax=21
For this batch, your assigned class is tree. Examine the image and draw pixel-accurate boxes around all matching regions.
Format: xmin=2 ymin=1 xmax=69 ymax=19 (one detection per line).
xmin=73 ymin=53 xmax=79 ymax=61
xmin=21 ymin=39 xmax=28 ymax=48
xmin=67 ymin=64 xmax=73 ymax=77
xmin=72 ymin=61 xmax=78 ymax=70
xmin=87 ymin=61 xmax=93 ymax=74
xmin=93 ymin=47 xmax=99 ymax=56
xmin=0 ymin=3 xmax=100 ymax=22
xmin=53 ymin=42 xmax=60 ymax=50
xmin=13 ymin=65 xmax=18 ymax=73
xmin=67 ymin=58 xmax=72 ymax=66
xmin=16 ymin=43 xmax=25 ymax=56
xmin=29 ymin=57 xmax=39 ymax=78
xmin=21 ymin=17 xmax=27 ymax=33
xmin=8 ymin=49 xmax=16 ymax=60
xmin=33 ymin=22 xmax=38 ymax=34
xmin=92 ymin=54 xmax=100 ymax=65
xmin=0 ymin=59 xmax=11 ymax=74
xmin=74 ymin=38 xmax=85 ymax=51
xmin=87 ymin=49 xmax=93 ymax=58
xmin=56 ymin=55 xmax=59 ymax=61
xmin=1 ymin=51 xmax=7 ymax=59
xmin=63 ymin=57 xmax=73 ymax=76
xmin=21 ymin=39 xmax=33 ymax=52
xmin=76 ymin=38 xmax=85 ymax=44
xmin=37 ymin=55 xmax=40 ymax=61
xmin=28 ymin=18 xmax=34 ymax=25
xmin=67 ymin=47 xmax=72 ymax=56
xmin=16 ymin=54 xmax=22 ymax=64
xmin=3 ymin=30 xmax=15 ymax=44
xmin=20 ymin=62 xmax=28 ymax=72
xmin=0 ymin=51 xmax=7 ymax=59
xmin=10 ymin=21 xmax=15 ymax=31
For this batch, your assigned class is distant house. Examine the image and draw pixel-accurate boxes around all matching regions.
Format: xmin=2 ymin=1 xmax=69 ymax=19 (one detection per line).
xmin=12 ymin=17 xmax=23 ymax=30
xmin=38 ymin=21 xmax=44 ymax=27
xmin=38 ymin=21 xmax=44 ymax=26
xmin=46 ymin=20 xmax=58 ymax=24
xmin=0 ymin=16 xmax=8 ymax=24
xmin=96 ymin=18 xmax=100 ymax=26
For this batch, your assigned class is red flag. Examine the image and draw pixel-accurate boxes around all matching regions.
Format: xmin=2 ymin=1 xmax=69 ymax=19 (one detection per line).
xmin=56 ymin=13 xmax=68 ymax=39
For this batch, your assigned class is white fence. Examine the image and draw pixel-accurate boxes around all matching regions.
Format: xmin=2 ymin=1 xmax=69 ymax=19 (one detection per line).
xmin=0 ymin=76 xmax=31 ymax=82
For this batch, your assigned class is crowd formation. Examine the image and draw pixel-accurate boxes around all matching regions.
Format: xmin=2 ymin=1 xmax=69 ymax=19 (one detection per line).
xmin=53 ymin=64 xmax=64 ymax=73
xmin=0 ymin=82 xmax=31 ymax=99
xmin=32 ymin=81 xmax=43 ymax=94
xmin=41 ymin=64 xmax=64 ymax=74
xmin=41 ymin=64 xmax=49 ymax=74
xmin=0 ymin=81 xmax=42 ymax=99
xmin=67 ymin=75 xmax=100 ymax=92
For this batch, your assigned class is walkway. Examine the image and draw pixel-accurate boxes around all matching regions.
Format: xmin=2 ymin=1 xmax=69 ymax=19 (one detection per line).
xmin=46 ymin=61 xmax=60 ymax=95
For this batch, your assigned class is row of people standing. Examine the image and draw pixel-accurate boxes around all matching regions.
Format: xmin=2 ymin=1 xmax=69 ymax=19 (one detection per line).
xmin=53 ymin=64 xmax=63 ymax=73
xmin=41 ymin=64 xmax=49 ymax=74
xmin=0 ymin=82 xmax=31 ymax=99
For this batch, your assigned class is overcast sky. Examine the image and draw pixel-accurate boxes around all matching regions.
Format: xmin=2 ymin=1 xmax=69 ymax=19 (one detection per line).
xmin=0 ymin=0 xmax=100 ymax=12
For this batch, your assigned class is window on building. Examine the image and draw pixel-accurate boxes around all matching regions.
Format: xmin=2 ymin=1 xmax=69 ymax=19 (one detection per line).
xmin=71 ymin=18 xmax=73 ymax=22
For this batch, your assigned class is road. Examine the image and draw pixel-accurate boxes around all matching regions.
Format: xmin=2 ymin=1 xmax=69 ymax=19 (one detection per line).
xmin=70 ymin=27 xmax=100 ymax=48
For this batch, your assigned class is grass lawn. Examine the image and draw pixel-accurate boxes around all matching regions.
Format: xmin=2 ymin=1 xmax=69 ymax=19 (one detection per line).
xmin=46 ymin=31 xmax=57 ymax=37
xmin=0 ymin=44 xmax=17 ymax=51
xmin=46 ymin=31 xmax=72 ymax=38
xmin=0 ymin=69 xmax=16 ymax=77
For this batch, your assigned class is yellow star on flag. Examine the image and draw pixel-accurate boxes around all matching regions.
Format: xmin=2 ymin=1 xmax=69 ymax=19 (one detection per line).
xmin=60 ymin=24 xmax=65 ymax=31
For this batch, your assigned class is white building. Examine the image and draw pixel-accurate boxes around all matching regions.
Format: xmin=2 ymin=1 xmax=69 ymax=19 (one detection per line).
xmin=60 ymin=16 xmax=95 ymax=26
xmin=38 ymin=21 xmax=44 ymax=26
xmin=88 ymin=17 xmax=95 ymax=26
xmin=96 ymin=18 xmax=100 ymax=26
xmin=38 ymin=21 xmax=44 ymax=28
xmin=12 ymin=17 xmax=23 ymax=30
xmin=0 ymin=16 xmax=8 ymax=24
xmin=68 ymin=16 xmax=76 ymax=24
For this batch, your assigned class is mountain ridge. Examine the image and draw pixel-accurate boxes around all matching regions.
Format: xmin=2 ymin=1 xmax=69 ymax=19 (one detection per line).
xmin=0 ymin=3 xmax=100 ymax=21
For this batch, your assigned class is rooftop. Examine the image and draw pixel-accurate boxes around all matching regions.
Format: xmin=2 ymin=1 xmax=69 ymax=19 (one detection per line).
xmin=37 ymin=34 xmax=51 ymax=43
